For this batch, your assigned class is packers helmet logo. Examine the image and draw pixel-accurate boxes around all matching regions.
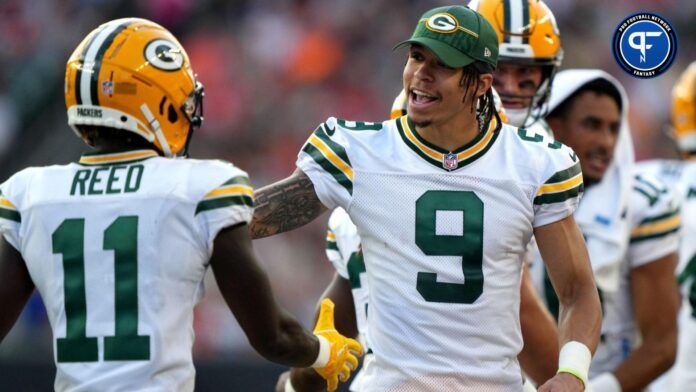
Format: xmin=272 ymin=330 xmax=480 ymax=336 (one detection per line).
xmin=425 ymin=13 xmax=458 ymax=33
xmin=144 ymin=39 xmax=184 ymax=71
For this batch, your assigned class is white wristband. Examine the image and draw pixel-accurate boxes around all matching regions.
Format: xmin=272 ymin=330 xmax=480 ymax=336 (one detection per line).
xmin=284 ymin=377 xmax=297 ymax=392
xmin=557 ymin=341 xmax=592 ymax=387
xmin=311 ymin=335 xmax=330 ymax=368
xmin=590 ymin=372 xmax=622 ymax=392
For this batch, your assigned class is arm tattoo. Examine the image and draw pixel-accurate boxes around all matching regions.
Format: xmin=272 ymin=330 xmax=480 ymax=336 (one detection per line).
xmin=250 ymin=170 xmax=326 ymax=239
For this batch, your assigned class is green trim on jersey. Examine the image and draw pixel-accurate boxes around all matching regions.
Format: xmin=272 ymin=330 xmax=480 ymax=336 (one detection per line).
xmin=395 ymin=116 xmax=500 ymax=171
xmin=195 ymin=195 xmax=254 ymax=215
xmin=302 ymin=125 xmax=354 ymax=195
xmin=533 ymin=184 xmax=584 ymax=205
xmin=0 ymin=207 xmax=21 ymax=222
xmin=630 ymin=208 xmax=681 ymax=243
xmin=545 ymin=161 xmax=582 ymax=184
xmin=326 ymin=240 xmax=339 ymax=251
xmin=533 ymin=162 xmax=584 ymax=205
xmin=0 ymin=190 xmax=20 ymax=222
xmin=221 ymin=175 xmax=251 ymax=187
xmin=78 ymin=149 xmax=159 ymax=166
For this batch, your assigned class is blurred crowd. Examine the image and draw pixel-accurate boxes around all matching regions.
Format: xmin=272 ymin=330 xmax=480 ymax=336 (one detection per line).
xmin=0 ymin=0 xmax=694 ymax=363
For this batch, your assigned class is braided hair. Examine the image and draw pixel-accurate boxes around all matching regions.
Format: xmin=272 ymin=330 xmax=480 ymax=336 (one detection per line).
xmin=459 ymin=61 xmax=501 ymax=133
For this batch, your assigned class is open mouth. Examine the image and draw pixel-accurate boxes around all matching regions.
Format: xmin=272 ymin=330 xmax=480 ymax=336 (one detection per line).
xmin=409 ymin=88 xmax=438 ymax=107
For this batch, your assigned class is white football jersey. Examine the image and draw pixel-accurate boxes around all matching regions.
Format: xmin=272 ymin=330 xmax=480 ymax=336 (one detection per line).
xmin=636 ymin=159 xmax=696 ymax=391
xmin=590 ymin=172 xmax=680 ymax=376
xmin=325 ymin=207 xmax=369 ymax=348
xmin=296 ymin=116 xmax=582 ymax=391
xmin=0 ymin=149 xmax=254 ymax=392
xmin=325 ymin=207 xmax=372 ymax=392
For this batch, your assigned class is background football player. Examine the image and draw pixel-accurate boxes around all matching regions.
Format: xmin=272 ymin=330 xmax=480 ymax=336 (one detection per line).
xmin=637 ymin=61 xmax=696 ymax=391
xmin=533 ymin=69 xmax=680 ymax=391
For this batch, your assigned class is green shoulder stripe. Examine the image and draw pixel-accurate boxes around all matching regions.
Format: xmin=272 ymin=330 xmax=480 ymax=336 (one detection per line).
xmin=533 ymin=184 xmax=584 ymax=205
xmin=631 ymin=226 xmax=680 ymax=243
xmin=639 ymin=208 xmax=680 ymax=225
xmin=221 ymin=175 xmax=251 ymax=187
xmin=326 ymin=240 xmax=339 ymax=251
xmin=0 ymin=208 xmax=20 ymax=223
xmin=545 ymin=162 xmax=582 ymax=184
xmin=302 ymin=143 xmax=353 ymax=195
xmin=195 ymin=195 xmax=253 ymax=215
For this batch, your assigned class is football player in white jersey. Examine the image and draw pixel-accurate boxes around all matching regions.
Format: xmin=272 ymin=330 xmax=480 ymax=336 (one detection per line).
xmin=535 ymin=71 xmax=680 ymax=391
xmin=252 ymin=6 xmax=601 ymax=391
xmin=390 ymin=0 xmax=562 ymax=138
xmin=0 ymin=18 xmax=361 ymax=392
xmin=637 ymin=61 xmax=696 ymax=391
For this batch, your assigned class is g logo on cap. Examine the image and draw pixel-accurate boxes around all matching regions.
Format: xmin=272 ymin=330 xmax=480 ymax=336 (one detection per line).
xmin=425 ymin=13 xmax=458 ymax=34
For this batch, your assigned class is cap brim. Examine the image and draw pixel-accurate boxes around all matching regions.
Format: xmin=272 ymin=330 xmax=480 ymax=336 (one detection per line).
xmin=394 ymin=37 xmax=476 ymax=68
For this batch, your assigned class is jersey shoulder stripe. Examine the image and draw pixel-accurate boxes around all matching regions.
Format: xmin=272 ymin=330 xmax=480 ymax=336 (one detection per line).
xmin=78 ymin=149 xmax=159 ymax=166
xmin=195 ymin=175 xmax=254 ymax=214
xmin=0 ymin=191 xmax=20 ymax=222
xmin=534 ymin=161 xmax=583 ymax=205
xmin=326 ymin=229 xmax=339 ymax=251
xmin=630 ymin=207 xmax=681 ymax=243
xmin=301 ymin=123 xmax=353 ymax=194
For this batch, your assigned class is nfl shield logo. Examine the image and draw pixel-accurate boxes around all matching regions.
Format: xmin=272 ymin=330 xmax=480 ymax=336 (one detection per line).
xmin=102 ymin=80 xmax=114 ymax=95
xmin=443 ymin=153 xmax=458 ymax=170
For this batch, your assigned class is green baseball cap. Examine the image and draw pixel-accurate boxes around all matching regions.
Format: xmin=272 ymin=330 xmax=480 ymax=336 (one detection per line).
xmin=395 ymin=5 xmax=499 ymax=69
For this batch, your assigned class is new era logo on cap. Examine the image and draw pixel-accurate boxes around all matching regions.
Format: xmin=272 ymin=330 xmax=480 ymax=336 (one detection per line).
xmin=484 ymin=47 xmax=491 ymax=57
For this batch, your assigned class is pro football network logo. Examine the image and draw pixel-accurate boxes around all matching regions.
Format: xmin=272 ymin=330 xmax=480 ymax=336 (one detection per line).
xmin=612 ymin=12 xmax=677 ymax=79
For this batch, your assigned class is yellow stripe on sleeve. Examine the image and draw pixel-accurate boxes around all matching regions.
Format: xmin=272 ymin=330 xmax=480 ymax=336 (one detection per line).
xmin=308 ymin=134 xmax=354 ymax=181
xmin=536 ymin=173 xmax=583 ymax=196
xmin=631 ymin=215 xmax=681 ymax=238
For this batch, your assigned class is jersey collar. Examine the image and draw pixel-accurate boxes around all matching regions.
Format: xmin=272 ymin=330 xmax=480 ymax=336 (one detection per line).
xmin=395 ymin=115 xmax=501 ymax=171
xmin=78 ymin=149 xmax=160 ymax=166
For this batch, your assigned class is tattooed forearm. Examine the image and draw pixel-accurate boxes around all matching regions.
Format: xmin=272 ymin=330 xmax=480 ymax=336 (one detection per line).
xmin=250 ymin=169 xmax=327 ymax=239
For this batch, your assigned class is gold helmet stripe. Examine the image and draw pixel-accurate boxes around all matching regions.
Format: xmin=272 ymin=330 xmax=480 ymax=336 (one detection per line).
xmin=76 ymin=20 xmax=133 ymax=106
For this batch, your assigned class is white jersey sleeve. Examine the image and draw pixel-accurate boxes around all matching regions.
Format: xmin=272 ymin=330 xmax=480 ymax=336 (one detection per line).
xmin=0 ymin=168 xmax=32 ymax=250
xmin=530 ymin=131 xmax=583 ymax=227
xmin=192 ymin=160 xmax=254 ymax=254
xmin=325 ymin=207 xmax=363 ymax=283
xmin=629 ymin=173 xmax=681 ymax=266
xmin=296 ymin=117 xmax=355 ymax=210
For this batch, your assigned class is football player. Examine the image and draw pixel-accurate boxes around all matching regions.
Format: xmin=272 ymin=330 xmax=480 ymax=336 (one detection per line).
xmin=535 ymin=70 xmax=680 ymax=392
xmin=636 ymin=61 xmax=696 ymax=391
xmin=391 ymin=0 xmax=562 ymax=138
xmin=0 ymin=18 xmax=361 ymax=392
xmin=252 ymin=6 xmax=600 ymax=391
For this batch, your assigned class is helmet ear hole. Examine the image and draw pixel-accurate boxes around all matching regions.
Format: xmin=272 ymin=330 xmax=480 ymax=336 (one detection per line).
xmin=167 ymin=104 xmax=179 ymax=123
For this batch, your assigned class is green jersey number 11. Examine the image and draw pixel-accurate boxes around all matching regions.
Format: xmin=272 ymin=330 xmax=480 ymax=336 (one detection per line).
xmin=53 ymin=216 xmax=150 ymax=362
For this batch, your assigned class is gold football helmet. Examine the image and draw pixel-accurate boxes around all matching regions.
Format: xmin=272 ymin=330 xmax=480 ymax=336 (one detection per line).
xmin=65 ymin=18 xmax=203 ymax=156
xmin=672 ymin=62 xmax=696 ymax=156
xmin=469 ymin=0 xmax=562 ymax=126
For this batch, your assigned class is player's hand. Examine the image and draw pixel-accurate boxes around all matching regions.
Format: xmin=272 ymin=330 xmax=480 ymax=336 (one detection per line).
xmin=538 ymin=373 xmax=584 ymax=392
xmin=312 ymin=299 xmax=363 ymax=391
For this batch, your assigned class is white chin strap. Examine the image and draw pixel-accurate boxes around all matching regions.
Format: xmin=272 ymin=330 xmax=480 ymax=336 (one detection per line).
xmin=504 ymin=108 xmax=530 ymax=128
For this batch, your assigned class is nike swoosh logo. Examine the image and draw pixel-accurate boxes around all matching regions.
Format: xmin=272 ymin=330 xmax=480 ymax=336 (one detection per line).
xmin=569 ymin=151 xmax=578 ymax=162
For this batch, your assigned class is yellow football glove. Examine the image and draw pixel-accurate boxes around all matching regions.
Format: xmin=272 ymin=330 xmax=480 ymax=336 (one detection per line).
xmin=311 ymin=299 xmax=363 ymax=392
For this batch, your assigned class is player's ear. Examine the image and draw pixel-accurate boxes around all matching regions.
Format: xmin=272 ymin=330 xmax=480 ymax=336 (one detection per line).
xmin=477 ymin=74 xmax=493 ymax=97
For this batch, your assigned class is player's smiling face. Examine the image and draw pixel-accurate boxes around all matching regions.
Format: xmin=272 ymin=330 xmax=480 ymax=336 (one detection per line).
xmin=548 ymin=91 xmax=621 ymax=185
xmin=492 ymin=62 xmax=543 ymax=110
xmin=403 ymin=45 xmax=469 ymax=127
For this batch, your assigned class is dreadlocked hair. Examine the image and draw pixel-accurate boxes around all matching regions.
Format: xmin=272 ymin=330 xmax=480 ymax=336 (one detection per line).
xmin=459 ymin=61 xmax=500 ymax=133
